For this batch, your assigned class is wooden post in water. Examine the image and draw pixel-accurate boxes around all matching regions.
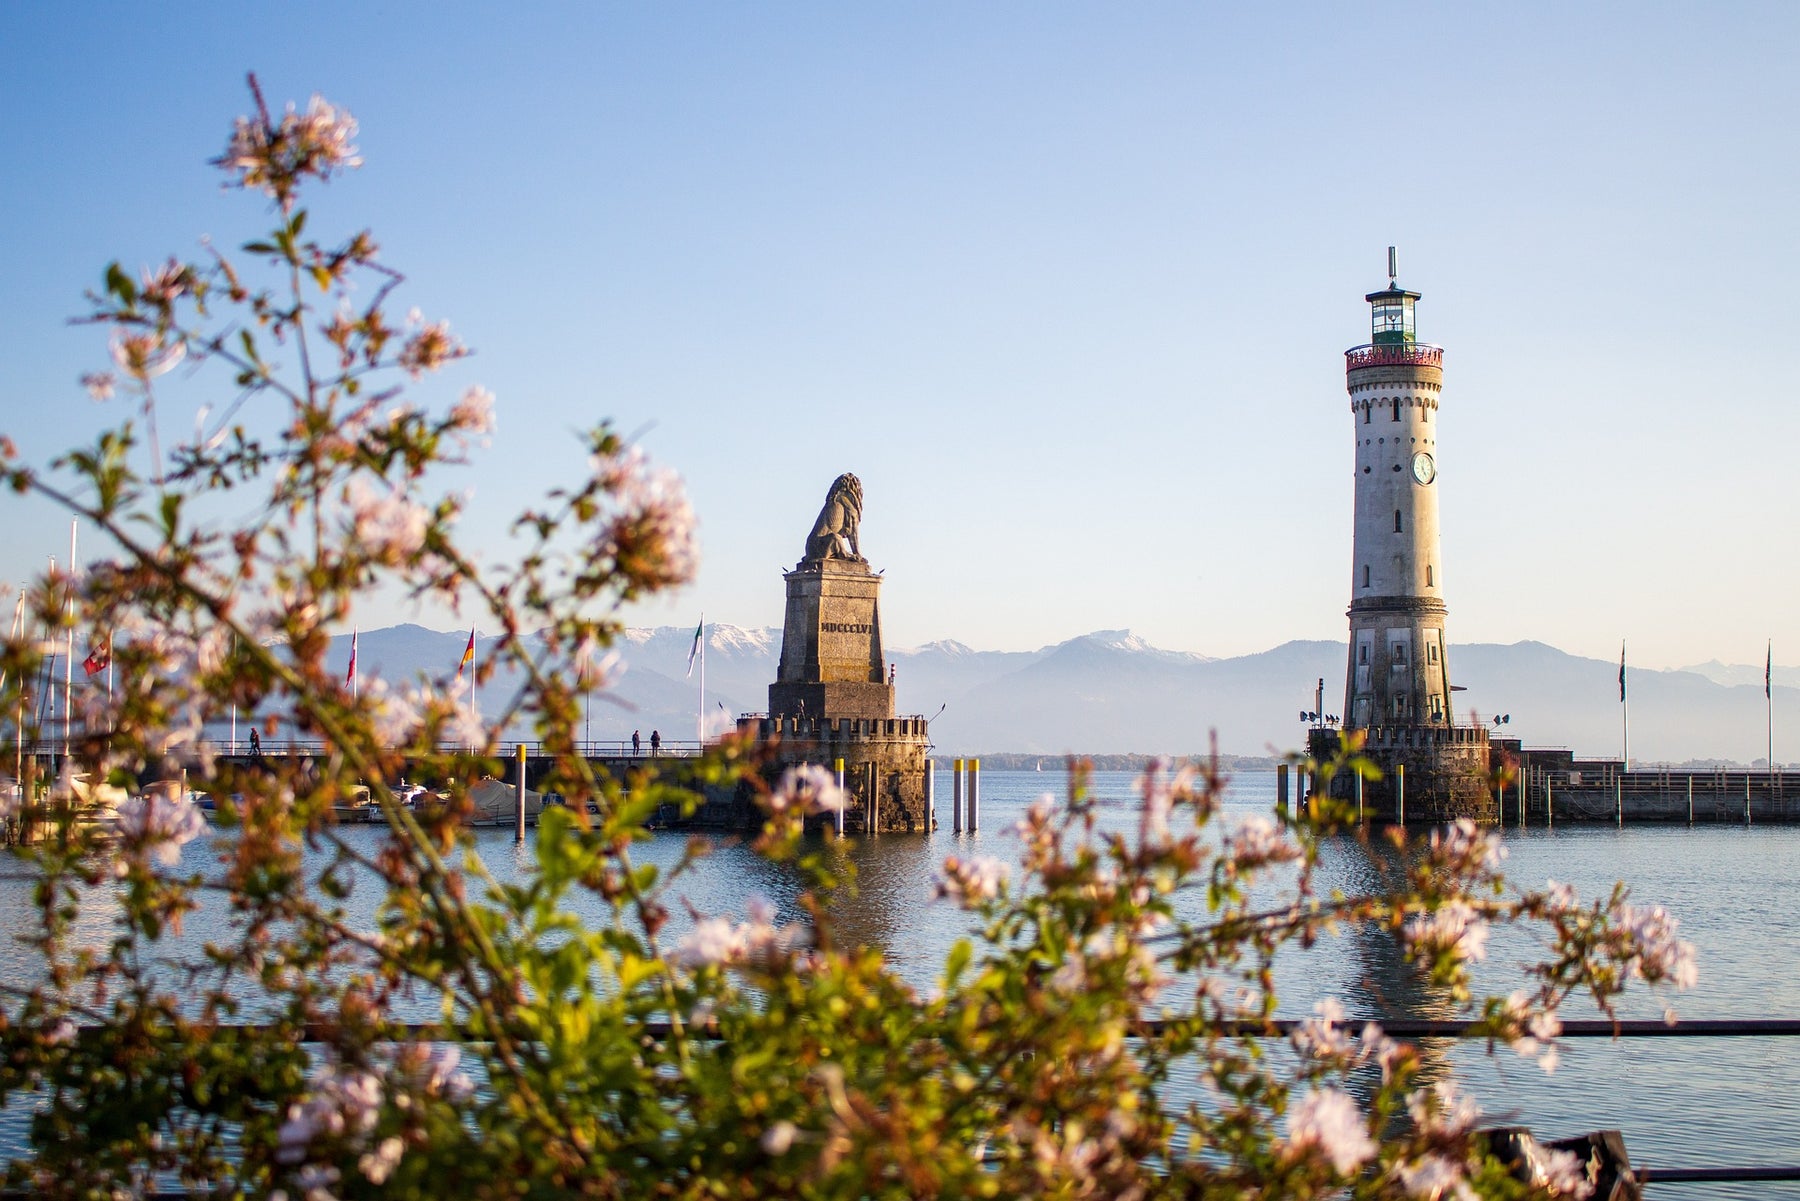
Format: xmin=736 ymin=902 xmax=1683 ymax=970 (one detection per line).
xmin=514 ymin=743 xmax=527 ymax=845
xmin=968 ymin=759 xmax=980 ymax=832
xmin=1687 ymin=774 xmax=1694 ymax=825
xmin=834 ymin=758 xmax=845 ymax=836
xmin=1615 ymin=776 xmax=1622 ymax=828
xmin=1396 ymin=764 xmax=1405 ymax=827
xmin=1277 ymin=763 xmax=1289 ymax=811
xmin=952 ymin=758 xmax=964 ymax=834
xmin=1746 ymin=772 xmax=1752 ymax=826
xmin=925 ymin=759 xmax=935 ymax=831
xmin=1547 ymin=776 xmax=1553 ymax=829
xmin=868 ymin=762 xmax=878 ymax=833
xmin=1356 ymin=771 xmax=1364 ymax=824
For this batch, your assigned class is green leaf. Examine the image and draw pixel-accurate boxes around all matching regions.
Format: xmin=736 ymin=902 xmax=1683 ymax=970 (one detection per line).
xmin=104 ymin=262 xmax=136 ymax=305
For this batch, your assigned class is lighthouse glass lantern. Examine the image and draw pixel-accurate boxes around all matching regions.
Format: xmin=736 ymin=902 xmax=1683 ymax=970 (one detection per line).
xmin=1368 ymin=288 xmax=1418 ymax=345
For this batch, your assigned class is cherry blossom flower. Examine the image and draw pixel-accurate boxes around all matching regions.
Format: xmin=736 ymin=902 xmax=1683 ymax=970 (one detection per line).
xmin=1614 ymin=901 xmax=1699 ymax=990
xmin=115 ymin=792 xmax=207 ymax=866
xmin=80 ymin=372 xmax=116 ymax=401
xmin=396 ymin=320 xmax=462 ymax=377
xmin=345 ymin=478 xmax=430 ymax=562
xmin=109 ymin=332 xmax=186 ymax=381
xmin=1404 ymin=898 xmax=1489 ymax=964
xmin=1396 ymin=1153 xmax=1476 ymax=1200
xmin=357 ymin=1136 xmax=403 ymax=1185
xmin=1221 ymin=813 xmax=1301 ymax=875
xmin=220 ymin=93 xmax=361 ymax=205
xmin=933 ymin=855 xmax=1010 ymax=907
xmin=276 ymin=1064 xmax=383 ymax=1164
xmin=1286 ymin=1087 xmax=1376 ymax=1175
xmin=449 ymin=385 xmax=496 ymax=440
xmin=768 ymin=764 xmax=847 ymax=815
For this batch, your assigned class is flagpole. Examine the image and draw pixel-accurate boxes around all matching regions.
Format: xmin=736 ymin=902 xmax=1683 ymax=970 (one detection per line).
xmin=64 ymin=521 xmax=75 ymax=755
xmin=1768 ymin=640 xmax=1774 ymax=776
xmin=698 ymin=618 xmax=705 ymax=746
xmin=1620 ymin=640 xmax=1629 ymax=771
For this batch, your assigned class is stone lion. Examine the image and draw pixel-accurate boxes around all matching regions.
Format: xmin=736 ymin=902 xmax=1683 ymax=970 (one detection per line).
xmin=803 ymin=472 xmax=864 ymax=563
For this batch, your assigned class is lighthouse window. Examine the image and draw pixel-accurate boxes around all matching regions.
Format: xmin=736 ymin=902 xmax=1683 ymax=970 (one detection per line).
xmin=1394 ymin=510 xmax=1403 ymax=532
xmin=1360 ymin=644 xmax=1368 ymax=664
xmin=1364 ymin=405 xmax=1371 ymax=424
xmin=1428 ymin=642 xmax=1438 ymax=664
xmin=1392 ymin=400 xmax=1401 ymax=422
xmin=1362 ymin=565 xmax=1370 ymax=588
xmin=1426 ymin=565 xmax=1434 ymax=586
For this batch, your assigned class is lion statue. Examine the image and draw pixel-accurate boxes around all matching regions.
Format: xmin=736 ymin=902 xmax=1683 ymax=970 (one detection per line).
xmin=803 ymin=473 xmax=865 ymax=563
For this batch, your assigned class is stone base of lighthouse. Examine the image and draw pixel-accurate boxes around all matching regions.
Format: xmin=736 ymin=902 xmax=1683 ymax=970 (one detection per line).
xmin=1308 ymin=725 xmax=1497 ymax=823
xmin=737 ymin=714 xmax=933 ymax=834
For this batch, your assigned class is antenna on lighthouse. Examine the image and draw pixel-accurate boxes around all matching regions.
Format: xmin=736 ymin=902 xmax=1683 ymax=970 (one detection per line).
xmin=1387 ymin=246 xmax=1397 ymax=286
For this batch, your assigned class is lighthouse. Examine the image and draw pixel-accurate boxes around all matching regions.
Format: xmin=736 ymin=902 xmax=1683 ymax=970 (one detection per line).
xmin=1314 ymin=250 xmax=1495 ymax=822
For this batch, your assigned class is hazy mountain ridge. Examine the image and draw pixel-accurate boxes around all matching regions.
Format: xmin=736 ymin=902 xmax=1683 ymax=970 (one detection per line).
xmin=324 ymin=625 xmax=1799 ymax=764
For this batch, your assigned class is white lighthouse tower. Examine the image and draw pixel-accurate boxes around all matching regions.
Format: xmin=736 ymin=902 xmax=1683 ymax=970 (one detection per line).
xmin=1319 ymin=250 xmax=1494 ymax=821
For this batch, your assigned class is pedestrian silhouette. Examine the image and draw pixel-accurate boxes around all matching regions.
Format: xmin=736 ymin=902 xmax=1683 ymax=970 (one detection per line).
xmin=249 ymin=728 xmax=261 ymax=757
xmin=650 ymin=729 xmax=661 ymax=756
xmin=631 ymin=729 xmax=641 ymax=756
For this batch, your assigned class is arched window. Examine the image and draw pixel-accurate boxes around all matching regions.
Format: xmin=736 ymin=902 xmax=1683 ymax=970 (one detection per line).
xmin=1362 ymin=564 xmax=1370 ymax=588
xmin=1392 ymin=399 xmax=1401 ymax=421
xmin=1426 ymin=564 xmax=1433 ymax=586
xmin=1394 ymin=509 xmax=1403 ymax=533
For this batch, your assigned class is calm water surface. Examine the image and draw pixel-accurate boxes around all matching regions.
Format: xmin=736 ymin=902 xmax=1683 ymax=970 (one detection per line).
xmin=3 ymin=768 xmax=1795 ymax=1193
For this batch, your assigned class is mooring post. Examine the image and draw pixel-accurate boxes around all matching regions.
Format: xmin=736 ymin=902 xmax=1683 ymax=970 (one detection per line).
xmin=867 ymin=762 xmax=878 ymax=833
xmin=925 ymin=759 xmax=936 ymax=831
xmin=1547 ymin=776 xmax=1554 ymax=828
xmin=1396 ymin=763 xmax=1405 ymax=826
xmin=1746 ymin=772 xmax=1752 ymax=826
xmin=968 ymin=758 xmax=980 ymax=832
xmin=514 ymin=743 xmax=527 ymax=845
xmin=1687 ymin=774 xmax=1693 ymax=824
xmin=1277 ymin=763 xmax=1289 ymax=811
xmin=834 ymin=758 xmax=846 ymax=836
xmin=1616 ymin=776 xmax=1623 ymax=828
xmin=1356 ymin=771 xmax=1364 ymax=824
xmin=952 ymin=758 xmax=964 ymax=834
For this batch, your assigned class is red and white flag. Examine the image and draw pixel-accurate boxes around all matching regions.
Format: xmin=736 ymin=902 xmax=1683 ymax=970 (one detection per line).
xmin=346 ymin=630 xmax=358 ymax=691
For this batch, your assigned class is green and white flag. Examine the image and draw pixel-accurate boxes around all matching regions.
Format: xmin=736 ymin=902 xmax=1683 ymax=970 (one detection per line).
xmin=686 ymin=618 xmax=704 ymax=678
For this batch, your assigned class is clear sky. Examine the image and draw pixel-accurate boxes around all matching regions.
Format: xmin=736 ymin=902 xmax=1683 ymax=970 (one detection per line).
xmin=3 ymin=3 xmax=1797 ymax=670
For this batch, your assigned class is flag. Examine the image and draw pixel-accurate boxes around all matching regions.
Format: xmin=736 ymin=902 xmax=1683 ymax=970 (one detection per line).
xmin=1619 ymin=641 xmax=1626 ymax=703
xmin=82 ymin=642 xmax=109 ymax=678
xmin=345 ymin=630 xmax=358 ymax=690
xmin=456 ymin=628 xmax=475 ymax=682
xmin=1768 ymin=641 xmax=1774 ymax=700
xmin=686 ymin=618 xmax=703 ymax=679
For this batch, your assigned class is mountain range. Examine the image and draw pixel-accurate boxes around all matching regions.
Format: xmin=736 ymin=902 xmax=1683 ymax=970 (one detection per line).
xmin=328 ymin=624 xmax=1797 ymax=766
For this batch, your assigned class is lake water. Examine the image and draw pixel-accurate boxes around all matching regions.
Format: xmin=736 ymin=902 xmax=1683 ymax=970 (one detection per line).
xmin=3 ymin=767 xmax=1796 ymax=1193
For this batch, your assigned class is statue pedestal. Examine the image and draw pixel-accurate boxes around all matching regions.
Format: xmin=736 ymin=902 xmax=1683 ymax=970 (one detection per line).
xmin=770 ymin=560 xmax=892 ymax=720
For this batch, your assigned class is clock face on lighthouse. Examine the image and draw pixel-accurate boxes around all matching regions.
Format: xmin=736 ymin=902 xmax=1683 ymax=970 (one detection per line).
xmin=1411 ymin=452 xmax=1436 ymax=484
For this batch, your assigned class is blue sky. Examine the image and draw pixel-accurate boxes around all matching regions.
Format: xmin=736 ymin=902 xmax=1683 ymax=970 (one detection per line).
xmin=3 ymin=3 xmax=1797 ymax=669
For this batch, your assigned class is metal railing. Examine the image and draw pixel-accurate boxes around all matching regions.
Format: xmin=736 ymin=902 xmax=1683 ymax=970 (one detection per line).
xmin=1344 ymin=342 xmax=1445 ymax=370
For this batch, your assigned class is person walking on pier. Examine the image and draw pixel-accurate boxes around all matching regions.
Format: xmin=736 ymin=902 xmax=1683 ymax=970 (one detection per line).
xmin=631 ymin=730 xmax=641 ymax=756
xmin=249 ymin=728 xmax=261 ymax=757
xmin=650 ymin=729 xmax=661 ymax=757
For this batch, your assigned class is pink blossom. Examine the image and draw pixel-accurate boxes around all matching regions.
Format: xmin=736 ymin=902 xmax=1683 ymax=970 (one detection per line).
xmin=449 ymin=385 xmax=496 ymax=439
xmin=115 ymin=793 xmax=207 ymax=866
xmin=396 ymin=320 xmax=462 ymax=377
xmin=769 ymin=764 xmax=847 ymax=815
xmin=1287 ymin=1087 xmax=1376 ymax=1175
xmin=1615 ymin=902 xmax=1699 ymax=990
xmin=220 ymin=94 xmax=361 ymax=202
xmin=357 ymin=1136 xmax=403 ymax=1184
xmin=1397 ymin=1153 xmax=1476 ymax=1200
xmin=109 ymin=332 xmax=186 ymax=381
xmin=933 ymin=855 xmax=1010 ymax=907
xmin=345 ymin=478 xmax=430 ymax=562
xmin=1404 ymin=899 xmax=1489 ymax=964
xmin=1222 ymin=813 xmax=1301 ymax=874
xmin=80 ymin=372 xmax=116 ymax=401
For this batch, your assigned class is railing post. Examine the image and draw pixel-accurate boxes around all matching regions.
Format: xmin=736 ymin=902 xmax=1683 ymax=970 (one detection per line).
xmin=952 ymin=758 xmax=963 ymax=834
